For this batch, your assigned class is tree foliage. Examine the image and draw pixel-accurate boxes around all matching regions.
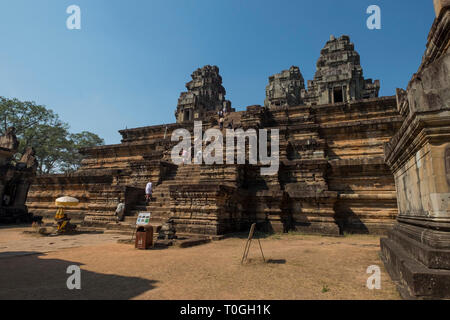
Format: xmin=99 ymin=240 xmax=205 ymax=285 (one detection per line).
xmin=0 ymin=96 xmax=104 ymax=174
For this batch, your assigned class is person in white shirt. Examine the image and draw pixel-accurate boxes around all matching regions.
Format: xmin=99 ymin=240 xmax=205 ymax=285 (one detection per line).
xmin=145 ymin=182 xmax=153 ymax=203
xmin=196 ymin=149 xmax=202 ymax=164
xmin=182 ymin=149 xmax=189 ymax=165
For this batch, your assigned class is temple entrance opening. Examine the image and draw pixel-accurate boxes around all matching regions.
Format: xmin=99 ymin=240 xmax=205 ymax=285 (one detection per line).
xmin=184 ymin=109 xmax=192 ymax=122
xmin=333 ymin=87 xmax=344 ymax=103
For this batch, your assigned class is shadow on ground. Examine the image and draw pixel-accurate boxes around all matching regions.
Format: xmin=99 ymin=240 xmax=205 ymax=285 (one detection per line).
xmin=0 ymin=252 xmax=157 ymax=300
xmin=224 ymin=231 xmax=274 ymax=239
xmin=0 ymin=224 xmax=31 ymax=230
xmin=266 ymin=259 xmax=286 ymax=264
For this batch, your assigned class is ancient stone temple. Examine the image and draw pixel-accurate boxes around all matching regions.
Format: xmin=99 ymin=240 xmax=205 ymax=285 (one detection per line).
xmin=27 ymin=35 xmax=402 ymax=236
xmin=303 ymin=35 xmax=380 ymax=105
xmin=175 ymin=65 xmax=233 ymax=123
xmin=381 ymin=0 xmax=450 ymax=299
xmin=264 ymin=36 xmax=380 ymax=109
xmin=264 ymin=66 xmax=305 ymax=109
xmin=0 ymin=128 xmax=38 ymax=223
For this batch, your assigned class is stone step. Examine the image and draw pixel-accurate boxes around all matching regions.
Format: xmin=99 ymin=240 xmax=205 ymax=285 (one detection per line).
xmin=146 ymin=205 xmax=170 ymax=210
xmin=107 ymin=220 xmax=164 ymax=234
xmin=147 ymin=205 xmax=170 ymax=210
xmin=128 ymin=209 xmax=169 ymax=218
xmin=133 ymin=206 xmax=148 ymax=211
xmin=132 ymin=200 xmax=169 ymax=208
xmin=124 ymin=214 xmax=167 ymax=222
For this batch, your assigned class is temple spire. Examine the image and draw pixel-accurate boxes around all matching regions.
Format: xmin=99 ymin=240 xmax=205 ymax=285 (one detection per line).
xmin=175 ymin=65 xmax=232 ymax=123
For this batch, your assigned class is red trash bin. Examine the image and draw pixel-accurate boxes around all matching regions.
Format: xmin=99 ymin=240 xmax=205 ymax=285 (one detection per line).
xmin=135 ymin=226 xmax=154 ymax=249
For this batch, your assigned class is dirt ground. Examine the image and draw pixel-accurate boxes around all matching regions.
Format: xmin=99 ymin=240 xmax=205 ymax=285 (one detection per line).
xmin=0 ymin=226 xmax=400 ymax=300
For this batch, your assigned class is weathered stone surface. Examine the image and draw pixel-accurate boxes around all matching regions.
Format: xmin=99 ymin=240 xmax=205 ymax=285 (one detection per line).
xmin=28 ymin=38 xmax=403 ymax=236
xmin=175 ymin=65 xmax=232 ymax=123
xmin=18 ymin=147 xmax=38 ymax=171
xmin=434 ymin=0 xmax=450 ymax=16
xmin=264 ymin=66 xmax=305 ymax=109
xmin=0 ymin=128 xmax=37 ymax=223
xmin=0 ymin=127 xmax=19 ymax=152
xmin=301 ymin=35 xmax=380 ymax=105
xmin=381 ymin=4 xmax=450 ymax=299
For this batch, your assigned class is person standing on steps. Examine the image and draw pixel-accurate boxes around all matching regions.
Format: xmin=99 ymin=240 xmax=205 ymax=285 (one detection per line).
xmin=196 ymin=149 xmax=203 ymax=164
xmin=115 ymin=198 xmax=126 ymax=223
xmin=181 ymin=149 xmax=189 ymax=165
xmin=145 ymin=181 xmax=153 ymax=204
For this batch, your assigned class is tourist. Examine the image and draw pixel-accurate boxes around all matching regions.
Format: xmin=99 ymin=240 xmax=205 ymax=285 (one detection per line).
xmin=196 ymin=149 xmax=202 ymax=164
xmin=182 ymin=149 xmax=187 ymax=165
xmin=145 ymin=181 xmax=153 ymax=203
xmin=115 ymin=198 xmax=126 ymax=222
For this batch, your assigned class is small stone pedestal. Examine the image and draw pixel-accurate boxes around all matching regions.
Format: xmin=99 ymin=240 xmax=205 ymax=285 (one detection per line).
xmin=158 ymin=219 xmax=177 ymax=240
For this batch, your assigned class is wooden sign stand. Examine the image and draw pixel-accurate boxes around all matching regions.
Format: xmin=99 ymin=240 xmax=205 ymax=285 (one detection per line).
xmin=241 ymin=223 xmax=265 ymax=264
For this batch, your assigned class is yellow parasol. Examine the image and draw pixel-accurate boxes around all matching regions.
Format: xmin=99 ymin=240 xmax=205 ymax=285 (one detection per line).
xmin=55 ymin=196 xmax=79 ymax=207
xmin=54 ymin=196 xmax=79 ymax=232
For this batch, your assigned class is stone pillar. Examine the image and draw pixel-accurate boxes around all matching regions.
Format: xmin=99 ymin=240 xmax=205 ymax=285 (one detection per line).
xmin=380 ymin=4 xmax=450 ymax=299
xmin=12 ymin=181 xmax=30 ymax=210
xmin=0 ymin=183 xmax=5 ymax=206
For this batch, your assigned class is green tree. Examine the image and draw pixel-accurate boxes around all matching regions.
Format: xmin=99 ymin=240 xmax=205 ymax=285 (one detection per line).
xmin=0 ymin=96 xmax=104 ymax=174
xmin=0 ymin=97 xmax=62 ymax=136
xmin=61 ymin=131 xmax=105 ymax=173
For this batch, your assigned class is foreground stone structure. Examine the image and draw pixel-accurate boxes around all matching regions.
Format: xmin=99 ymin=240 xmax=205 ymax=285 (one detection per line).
xmin=381 ymin=1 xmax=450 ymax=299
xmin=0 ymin=128 xmax=37 ymax=223
xmin=27 ymin=36 xmax=402 ymax=236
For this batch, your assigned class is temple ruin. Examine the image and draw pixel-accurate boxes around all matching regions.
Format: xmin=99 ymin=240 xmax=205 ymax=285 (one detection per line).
xmin=0 ymin=128 xmax=38 ymax=223
xmin=303 ymin=35 xmax=380 ymax=105
xmin=264 ymin=66 xmax=305 ymax=109
xmin=175 ymin=65 xmax=233 ymax=123
xmin=264 ymin=35 xmax=380 ymax=109
xmin=26 ymin=35 xmax=403 ymax=236
xmin=2 ymin=0 xmax=444 ymax=300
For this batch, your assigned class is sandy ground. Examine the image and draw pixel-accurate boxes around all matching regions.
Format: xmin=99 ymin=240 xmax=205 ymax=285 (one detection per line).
xmin=0 ymin=226 xmax=400 ymax=300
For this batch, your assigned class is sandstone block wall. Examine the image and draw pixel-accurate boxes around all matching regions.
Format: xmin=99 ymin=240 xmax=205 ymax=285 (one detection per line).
xmin=27 ymin=95 xmax=402 ymax=235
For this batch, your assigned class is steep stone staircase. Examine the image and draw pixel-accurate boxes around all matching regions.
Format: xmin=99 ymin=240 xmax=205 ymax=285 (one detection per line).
xmin=106 ymin=113 xmax=247 ymax=235
xmin=107 ymin=162 xmax=233 ymax=234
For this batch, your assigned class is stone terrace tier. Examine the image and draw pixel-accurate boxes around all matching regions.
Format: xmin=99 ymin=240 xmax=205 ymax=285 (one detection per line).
xmin=27 ymin=96 xmax=402 ymax=235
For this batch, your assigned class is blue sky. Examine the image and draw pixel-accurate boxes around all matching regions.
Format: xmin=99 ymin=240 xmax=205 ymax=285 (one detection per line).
xmin=0 ymin=0 xmax=435 ymax=144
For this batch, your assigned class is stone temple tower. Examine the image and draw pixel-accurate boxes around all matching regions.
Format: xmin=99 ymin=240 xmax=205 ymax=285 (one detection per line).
xmin=264 ymin=66 xmax=305 ymax=108
xmin=303 ymin=35 xmax=380 ymax=105
xmin=175 ymin=65 xmax=232 ymax=123
xmin=265 ymin=35 xmax=380 ymax=108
